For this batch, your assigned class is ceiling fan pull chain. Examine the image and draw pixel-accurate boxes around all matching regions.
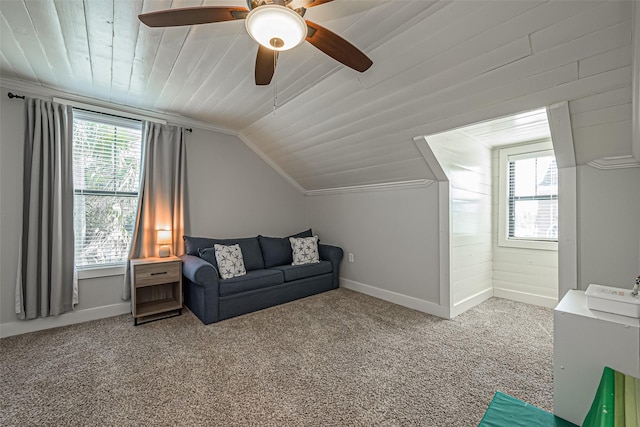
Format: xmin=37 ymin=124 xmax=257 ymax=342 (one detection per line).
xmin=273 ymin=50 xmax=278 ymax=114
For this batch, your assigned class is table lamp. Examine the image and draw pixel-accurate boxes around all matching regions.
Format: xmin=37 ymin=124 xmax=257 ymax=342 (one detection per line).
xmin=157 ymin=229 xmax=172 ymax=258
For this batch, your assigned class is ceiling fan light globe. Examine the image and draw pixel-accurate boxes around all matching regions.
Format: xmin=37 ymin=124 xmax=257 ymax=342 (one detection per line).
xmin=245 ymin=5 xmax=307 ymax=51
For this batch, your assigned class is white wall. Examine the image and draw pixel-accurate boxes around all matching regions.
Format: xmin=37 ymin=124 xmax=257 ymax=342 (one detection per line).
xmin=449 ymin=145 xmax=493 ymax=309
xmin=306 ymin=184 xmax=441 ymax=307
xmin=0 ymin=85 xmax=307 ymax=336
xmin=426 ymin=132 xmax=494 ymax=315
xmin=491 ymin=149 xmax=559 ymax=307
xmin=577 ymin=165 xmax=640 ymax=290
xmin=184 ymin=128 xmax=307 ymax=239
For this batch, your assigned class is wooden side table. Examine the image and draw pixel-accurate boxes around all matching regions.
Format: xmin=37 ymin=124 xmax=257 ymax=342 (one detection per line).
xmin=130 ymin=256 xmax=183 ymax=325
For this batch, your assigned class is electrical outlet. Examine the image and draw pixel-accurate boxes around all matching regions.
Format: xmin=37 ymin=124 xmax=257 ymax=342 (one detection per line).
xmin=348 ymin=253 xmax=354 ymax=263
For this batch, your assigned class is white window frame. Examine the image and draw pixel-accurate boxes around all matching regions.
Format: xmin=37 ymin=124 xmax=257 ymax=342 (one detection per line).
xmin=77 ymin=265 xmax=126 ymax=280
xmin=498 ymin=140 xmax=558 ymax=251
xmin=72 ymin=109 xmax=143 ymax=276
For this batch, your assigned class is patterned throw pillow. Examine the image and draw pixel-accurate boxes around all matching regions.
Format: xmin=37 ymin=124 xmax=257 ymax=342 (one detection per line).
xmin=214 ymin=244 xmax=247 ymax=279
xmin=289 ymin=236 xmax=320 ymax=266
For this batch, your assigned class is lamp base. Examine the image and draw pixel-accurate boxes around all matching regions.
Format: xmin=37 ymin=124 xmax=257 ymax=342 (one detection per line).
xmin=159 ymin=246 xmax=170 ymax=258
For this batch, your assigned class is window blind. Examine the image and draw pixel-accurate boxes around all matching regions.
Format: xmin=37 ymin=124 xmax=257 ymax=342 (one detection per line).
xmin=72 ymin=110 xmax=142 ymax=268
xmin=507 ymin=151 xmax=558 ymax=241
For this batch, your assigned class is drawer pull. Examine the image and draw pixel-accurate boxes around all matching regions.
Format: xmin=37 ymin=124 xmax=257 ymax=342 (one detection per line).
xmin=150 ymin=271 xmax=168 ymax=276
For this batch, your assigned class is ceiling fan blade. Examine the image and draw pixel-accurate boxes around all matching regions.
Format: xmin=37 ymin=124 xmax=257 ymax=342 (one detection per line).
xmin=139 ymin=7 xmax=249 ymax=28
xmin=288 ymin=0 xmax=333 ymax=10
xmin=255 ymin=45 xmax=278 ymax=85
xmin=305 ymin=20 xmax=372 ymax=72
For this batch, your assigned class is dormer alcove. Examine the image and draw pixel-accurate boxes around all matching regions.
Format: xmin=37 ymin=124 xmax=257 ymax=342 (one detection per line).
xmin=414 ymin=104 xmax=577 ymax=318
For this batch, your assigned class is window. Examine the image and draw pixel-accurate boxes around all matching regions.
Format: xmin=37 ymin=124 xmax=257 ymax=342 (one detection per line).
xmin=498 ymin=141 xmax=558 ymax=250
xmin=72 ymin=110 xmax=142 ymax=268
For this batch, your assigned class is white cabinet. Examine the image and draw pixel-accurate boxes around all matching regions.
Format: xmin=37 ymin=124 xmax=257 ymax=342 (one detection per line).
xmin=554 ymin=290 xmax=640 ymax=425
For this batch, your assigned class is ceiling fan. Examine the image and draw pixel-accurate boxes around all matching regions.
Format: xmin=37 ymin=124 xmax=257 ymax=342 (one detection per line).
xmin=138 ymin=0 xmax=373 ymax=85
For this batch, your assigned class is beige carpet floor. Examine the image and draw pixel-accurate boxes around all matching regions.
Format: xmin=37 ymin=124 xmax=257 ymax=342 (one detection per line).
xmin=0 ymin=288 xmax=554 ymax=426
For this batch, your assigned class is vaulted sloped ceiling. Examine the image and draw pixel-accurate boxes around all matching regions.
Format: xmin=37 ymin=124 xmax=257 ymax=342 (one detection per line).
xmin=1 ymin=1 xmax=635 ymax=191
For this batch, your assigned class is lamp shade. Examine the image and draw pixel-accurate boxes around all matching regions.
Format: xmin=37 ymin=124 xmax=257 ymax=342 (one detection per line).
xmin=245 ymin=5 xmax=307 ymax=51
xmin=157 ymin=229 xmax=172 ymax=245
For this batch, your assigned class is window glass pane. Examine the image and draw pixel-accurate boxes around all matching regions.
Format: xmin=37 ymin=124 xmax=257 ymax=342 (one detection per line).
xmin=512 ymin=157 xmax=537 ymax=196
xmin=508 ymin=151 xmax=558 ymax=241
xmin=511 ymin=155 xmax=557 ymax=197
xmin=73 ymin=195 xmax=139 ymax=266
xmin=512 ymin=199 xmax=558 ymax=239
xmin=73 ymin=119 xmax=141 ymax=193
xmin=72 ymin=113 xmax=142 ymax=268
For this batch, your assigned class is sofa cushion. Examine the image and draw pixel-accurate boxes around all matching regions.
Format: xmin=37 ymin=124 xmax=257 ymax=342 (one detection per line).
xmin=290 ymin=236 xmax=320 ymax=265
xmin=258 ymin=229 xmax=313 ymax=268
xmin=219 ymin=269 xmax=284 ymax=297
xmin=270 ymin=260 xmax=332 ymax=282
xmin=185 ymin=235 xmax=265 ymax=271
xmin=197 ymin=246 xmax=218 ymax=269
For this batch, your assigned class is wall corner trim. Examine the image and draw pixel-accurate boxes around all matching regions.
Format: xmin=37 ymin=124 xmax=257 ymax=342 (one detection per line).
xmin=493 ymin=288 xmax=558 ymax=309
xmin=450 ymin=288 xmax=494 ymax=318
xmin=547 ymin=101 xmax=579 ymax=300
xmin=547 ymin=102 xmax=576 ymax=168
xmin=0 ymin=302 xmax=131 ymax=338
xmin=304 ymin=179 xmax=434 ymax=196
xmin=412 ymin=136 xmax=451 ymax=309
xmin=586 ymin=156 xmax=640 ymax=170
xmin=340 ymin=278 xmax=451 ymax=319
xmin=412 ymin=136 xmax=449 ymax=182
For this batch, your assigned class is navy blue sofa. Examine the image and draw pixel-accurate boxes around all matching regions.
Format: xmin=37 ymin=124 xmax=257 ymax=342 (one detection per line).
xmin=180 ymin=230 xmax=343 ymax=324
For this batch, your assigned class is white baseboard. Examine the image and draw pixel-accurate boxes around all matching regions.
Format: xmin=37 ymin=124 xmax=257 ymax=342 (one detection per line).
xmin=340 ymin=278 xmax=450 ymax=319
xmin=493 ymin=288 xmax=558 ymax=308
xmin=0 ymin=302 xmax=131 ymax=338
xmin=450 ymin=287 xmax=494 ymax=318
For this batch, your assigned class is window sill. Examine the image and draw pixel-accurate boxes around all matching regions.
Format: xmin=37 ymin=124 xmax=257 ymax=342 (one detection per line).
xmin=498 ymin=238 xmax=558 ymax=251
xmin=77 ymin=265 xmax=126 ymax=280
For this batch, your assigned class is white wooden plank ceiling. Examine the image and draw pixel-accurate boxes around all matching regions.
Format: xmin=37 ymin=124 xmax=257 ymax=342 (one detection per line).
xmin=0 ymin=0 xmax=635 ymax=191
xmin=453 ymin=108 xmax=551 ymax=149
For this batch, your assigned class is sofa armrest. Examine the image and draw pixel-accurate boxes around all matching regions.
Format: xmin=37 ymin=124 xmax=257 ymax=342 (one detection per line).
xmin=181 ymin=254 xmax=221 ymax=324
xmin=319 ymin=244 xmax=343 ymax=289
xmin=180 ymin=254 xmax=219 ymax=287
xmin=319 ymin=243 xmax=343 ymax=264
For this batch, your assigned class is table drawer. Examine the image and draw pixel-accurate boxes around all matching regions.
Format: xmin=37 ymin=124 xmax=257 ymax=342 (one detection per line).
xmin=134 ymin=261 xmax=181 ymax=287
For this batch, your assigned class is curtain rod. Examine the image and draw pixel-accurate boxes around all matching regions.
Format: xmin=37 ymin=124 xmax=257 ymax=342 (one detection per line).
xmin=8 ymin=91 xmax=193 ymax=132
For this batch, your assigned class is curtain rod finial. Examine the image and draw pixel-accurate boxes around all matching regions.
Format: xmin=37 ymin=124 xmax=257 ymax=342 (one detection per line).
xmin=8 ymin=92 xmax=25 ymax=100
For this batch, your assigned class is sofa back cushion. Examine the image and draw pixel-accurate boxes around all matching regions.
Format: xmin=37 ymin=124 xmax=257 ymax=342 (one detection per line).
xmin=258 ymin=229 xmax=313 ymax=268
xmin=184 ymin=235 xmax=265 ymax=271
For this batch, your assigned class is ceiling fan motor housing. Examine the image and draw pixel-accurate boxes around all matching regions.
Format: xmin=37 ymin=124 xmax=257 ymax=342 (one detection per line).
xmin=245 ymin=4 xmax=307 ymax=51
xmin=249 ymin=0 xmax=298 ymax=10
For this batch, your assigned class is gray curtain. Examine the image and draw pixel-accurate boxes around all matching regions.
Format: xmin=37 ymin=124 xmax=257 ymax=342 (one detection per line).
xmin=15 ymin=98 xmax=77 ymax=320
xmin=123 ymin=122 xmax=186 ymax=300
